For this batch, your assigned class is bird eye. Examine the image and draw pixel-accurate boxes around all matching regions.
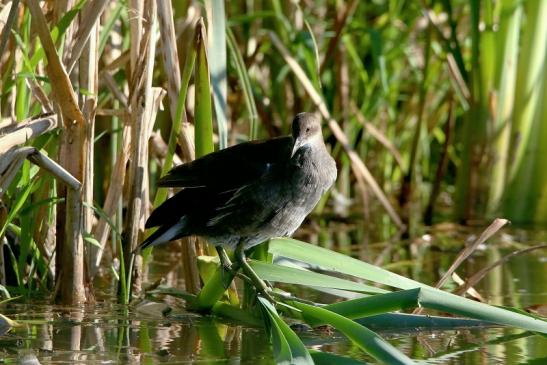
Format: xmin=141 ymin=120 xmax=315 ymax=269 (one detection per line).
xmin=306 ymin=127 xmax=310 ymax=133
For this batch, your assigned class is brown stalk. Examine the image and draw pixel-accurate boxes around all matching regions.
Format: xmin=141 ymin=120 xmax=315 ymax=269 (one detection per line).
xmin=149 ymin=131 xmax=183 ymax=166
xmin=102 ymin=50 xmax=131 ymax=73
xmin=157 ymin=0 xmax=181 ymax=122
xmin=89 ymin=115 xmax=130 ymax=278
xmin=1 ymin=146 xmax=81 ymax=196
xmin=27 ymin=0 xmax=87 ymax=304
xmin=435 ymin=218 xmax=510 ymax=289
xmin=0 ymin=148 xmax=29 ymax=194
xmin=123 ymin=0 xmax=157 ymax=296
xmin=351 ymin=103 xmax=405 ymax=170
xmin=0 ymin=0 xmax=20 ymax=70
xmin=269 ymin=31 xmax=404 ymax=229
xmin=65 ymin=0 xmax=110 ymax=74
xmin=454 ymin=244 xmax=547 ymax=297
xmin=319 ymin=0 xmax=359 ymax=73
xmin=0 ymin=207 xmax=6 ymax=285
xmin=78 ymin=1 xmax=100 ymax=280
xmin=157 ymin=0 xmax=202 ymax=294
xmin=414 ymin=218 xmax=509 ymax=314
xmin=0 ymin=114 xmax=57 ymax=154
xmin=26 ymin=77 xmax=53 ymax=113
xmin=100 ymin=71 xmax=129 ymax=107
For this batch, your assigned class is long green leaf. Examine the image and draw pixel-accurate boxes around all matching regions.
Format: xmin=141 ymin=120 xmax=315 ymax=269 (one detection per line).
xmin=194 ymin=19 xmax=214 ymax=158
xmin=270 ymin=239 xmax=547 ymax=334
xmin=153 ymin=34 xmax=197 ymax=207
xmin=29 ymin=0 xmax=87 ymax=67
xmin=268 ymin=238 xmax=426 ymax=290
xmin=0 ymin=181 xmax=35 ymax=239
xmin=258 ymin=297 xmax=314 ymax=365
xmin=356 ymin=312 xmax=489 ymax=330
xmin=309 ymin=350 xmax=366 ymax=365
xmin=292 ymin=301 xmax=415 ymax=365
xmin=226 ymin=27 xmax=258 ymax=139
xmin=250 ymin=260 xmax=387 ymax=294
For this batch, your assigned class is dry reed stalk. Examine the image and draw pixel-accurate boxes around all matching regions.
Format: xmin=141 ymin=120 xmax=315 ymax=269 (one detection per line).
xmin=0 ymin=114 xmax=57 ymax=153
xmin=351 ymin=103 xmax=404 ymax=170
xmin=123 ymin=0 xmax=157 ymax=296
xmin=26 ymin=77 xmax=53 ymax=113
xmin=0 ymin=0 xmax=19 ymax=61
xmin=157 ymin=0 xmax=181 ymax=123
xmin=320 ymin=0 xmax=359 ymax=72
xmin=77 ymin=1 xmax=101 ymax=276
xmin=65 ymin=0 xmax=109 ymax=74
xmin=269 ymin=31 xmax=404 ymax=229
xmin=100 ymin=71 xmax=129 ymax=107
xmin=157 ymin=0 xmax=201 ymax=294
xmin=95 ymin=109 xmax=126 ymax=117
xmin=89 ymin=115 xmax=130 ymax=277
xmin=27 ymin=148 xmax=82 ymax=189
xmin=454 ymin=243 xmax=547 ymax=296
xmin=149 ymin=131 xmax=182 ymax=165
xmin=27 ymin=0 xmax=87 ymax=304
xmin=0 ymin=207 xmax=6 ymax=285
xmin=143 ymin=87 xmax=167 ymax=219
xmin=435 ymin=218 xmax=510 ymax=289
xmin=451 ymin=272 xmax=484 ymax=301
xmin=413 ymin=218 xmax=510 ymax=314
xmin=0 ymin=148 xmax=27 ymax=195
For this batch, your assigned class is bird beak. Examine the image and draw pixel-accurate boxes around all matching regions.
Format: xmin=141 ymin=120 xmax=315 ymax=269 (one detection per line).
xmin=291 ymin=138 xmax=304 ymax=157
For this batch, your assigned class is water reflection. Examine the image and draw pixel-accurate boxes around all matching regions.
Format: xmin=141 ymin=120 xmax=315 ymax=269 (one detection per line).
xmin=1 ymin=302 xmax=546 ymax=364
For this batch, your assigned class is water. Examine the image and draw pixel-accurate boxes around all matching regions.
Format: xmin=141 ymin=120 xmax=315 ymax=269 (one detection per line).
xmin=1 ymin=225 xmax=546 ymax=364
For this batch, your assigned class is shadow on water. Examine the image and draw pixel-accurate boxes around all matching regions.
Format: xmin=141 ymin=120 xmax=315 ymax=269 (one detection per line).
xmin=1 ymin=224 xmax=546 ymax=364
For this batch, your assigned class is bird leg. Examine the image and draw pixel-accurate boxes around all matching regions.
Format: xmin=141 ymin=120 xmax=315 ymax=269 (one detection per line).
xmin=216 ymin=246 xmax=239 ymax=289
xmin=234 ymin=241 xmax=275 ymax=303
xmin=216 ymin=246 xmax=233 ymax=271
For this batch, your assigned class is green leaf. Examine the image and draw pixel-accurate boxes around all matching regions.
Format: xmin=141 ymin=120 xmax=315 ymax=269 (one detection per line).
xmin=194 ymin=19 xmax=215 ymax=158
xmin=258 ymin=297 xmax=314 ymax=365
xmin=270 ymin=239 xmax=547 ymax=334
xmin=250 ymin=260 xmax=387 ymax=294
xmin=153 ymin=27 xmax=197 ymax=207
xmin=29 ymin=0 xmax=87 ymax=67
xmin=268 ymin=238 xmax=426 ymax=290
xmin=83 ymin=233 xmax=101 ymax=248
xmin=0 ymin=181 xmax=35 ymax=239
xmin=83 ymin=202 xmax=122 ymax=237
xmin=226 ymin=27 xmax=258 ymax=139
xmin=356 ymin=312 xmax=489 ymax=330
xmin=98 ymin=2 xmax=123 ymax=56
xmin=309 ymin=350 xmax=367 ymax=365
xmin=292 ymin=301 xmax=415 ymax=365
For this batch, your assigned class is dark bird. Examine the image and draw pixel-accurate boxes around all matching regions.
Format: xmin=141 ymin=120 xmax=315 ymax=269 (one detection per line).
xmin=137 ymin=112 xmax=337 ymax=298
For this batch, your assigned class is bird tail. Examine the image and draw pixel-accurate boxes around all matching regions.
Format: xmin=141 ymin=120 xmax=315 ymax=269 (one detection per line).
xmin=134 ymin=217 xmax=188 ymax=253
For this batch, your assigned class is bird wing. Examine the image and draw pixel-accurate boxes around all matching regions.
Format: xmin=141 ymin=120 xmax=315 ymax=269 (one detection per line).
xmin=145 ymin=136 xmax=293 ymax=230
xmin=157 ymin=136 xmax=293 ymax=190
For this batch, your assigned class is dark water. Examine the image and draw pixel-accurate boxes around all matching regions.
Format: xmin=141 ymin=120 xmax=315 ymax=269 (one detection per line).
xmin=1 ymin=225 xmax=546 ymax=364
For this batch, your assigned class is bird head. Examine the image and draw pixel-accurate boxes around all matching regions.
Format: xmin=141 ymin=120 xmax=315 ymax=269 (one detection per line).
xmin=291 ymin=113 xmax=323 ymax=157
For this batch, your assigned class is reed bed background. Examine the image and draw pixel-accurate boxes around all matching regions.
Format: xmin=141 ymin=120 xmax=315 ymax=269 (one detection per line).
xmin=0 ymin=0 xmax=545 ymax=311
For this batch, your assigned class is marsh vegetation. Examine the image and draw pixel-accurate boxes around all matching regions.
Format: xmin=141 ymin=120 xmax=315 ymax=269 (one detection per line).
xmin=0 ymin=0 xmax=546 ymax=363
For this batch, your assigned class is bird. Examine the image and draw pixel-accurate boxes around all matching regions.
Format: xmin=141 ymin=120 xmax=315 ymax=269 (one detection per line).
xmin=137 ymin=112 xmax=337 ymax=299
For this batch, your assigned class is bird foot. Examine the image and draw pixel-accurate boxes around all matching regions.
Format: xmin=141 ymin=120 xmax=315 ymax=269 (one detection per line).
xmin=258 ymin=287 xmax=276 ymax=304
